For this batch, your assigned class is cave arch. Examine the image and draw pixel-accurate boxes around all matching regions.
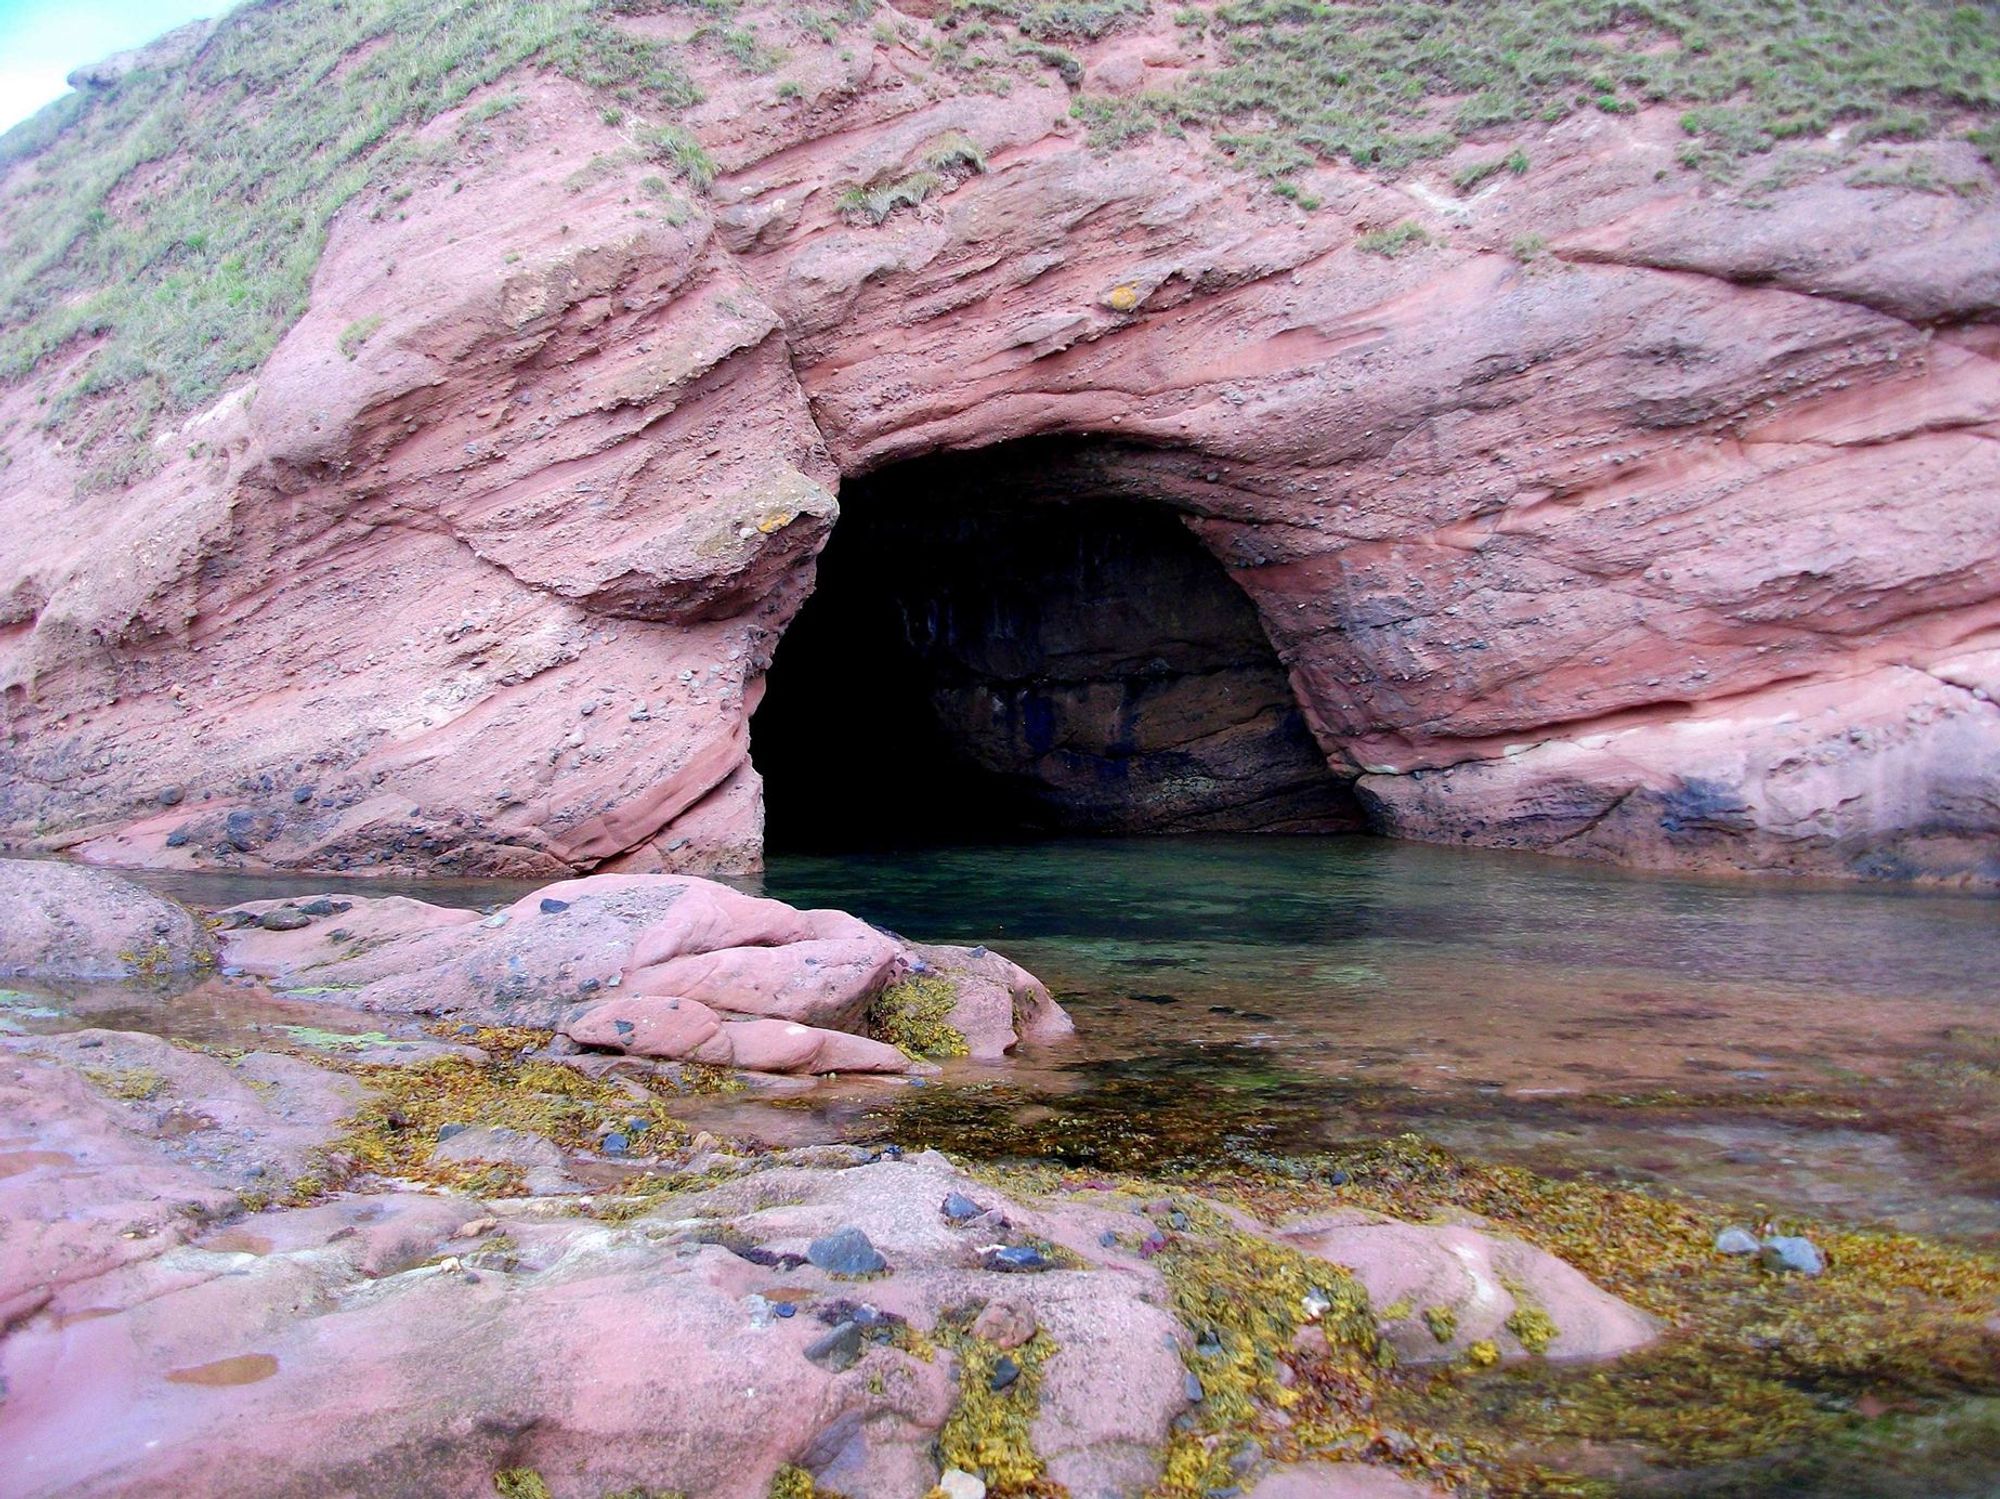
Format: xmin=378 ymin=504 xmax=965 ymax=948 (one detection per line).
xmin=751 ymin=440 xmax=1364 ymax=851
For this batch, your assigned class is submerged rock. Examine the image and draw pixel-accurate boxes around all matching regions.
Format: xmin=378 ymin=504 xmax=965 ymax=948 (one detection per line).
xmin=1283 ymin=1217 xmax=1659 ymax=1365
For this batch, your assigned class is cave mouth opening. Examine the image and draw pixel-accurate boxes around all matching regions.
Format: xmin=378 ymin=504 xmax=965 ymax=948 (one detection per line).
xmin=752 ymin=441 xmax=1364 ymax=853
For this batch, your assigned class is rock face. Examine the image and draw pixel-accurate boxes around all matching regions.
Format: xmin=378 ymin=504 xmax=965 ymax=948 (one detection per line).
xmin=1 ymin=5 xmax=1996 ymax=884
xmin=216 ymin=871 xmax=1071 ymax=1072
xmin=0 ymin=860 xmax=214 ymax=981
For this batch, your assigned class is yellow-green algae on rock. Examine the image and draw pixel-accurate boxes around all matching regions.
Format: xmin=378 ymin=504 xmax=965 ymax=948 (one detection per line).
xmin=900 ymin=1095 xmax=2000 ymax=1497
xmin=933 ymin=1319 xmax=1062 ymax=1498
xmin=868 ymin=975 xmax=972 ymax=1061
xmin=1188 ymin=1137 xmax=2000 ymax=1495
xmin=283 ymin=1030 xmax=691 ymax=1200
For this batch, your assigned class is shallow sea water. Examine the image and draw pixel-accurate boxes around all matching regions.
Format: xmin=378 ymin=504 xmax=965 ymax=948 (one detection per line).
xmin=752 ymin=837 xmax=2000 ymax=1246
xmin=15 ymin=837 xmax=1998 ymax=1244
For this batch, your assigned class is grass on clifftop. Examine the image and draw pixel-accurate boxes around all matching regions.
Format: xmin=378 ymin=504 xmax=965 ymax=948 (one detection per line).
xmin=4 ymin=0 xmax=1996 ymax=485
xmin=0 ymin=0 xmax=707 ymax=485
xmin=1051 ymin=0 xmax=2000 ymax=181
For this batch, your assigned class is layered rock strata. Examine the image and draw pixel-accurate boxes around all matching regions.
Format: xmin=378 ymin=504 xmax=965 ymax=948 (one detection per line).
xmin=0 ymin=6 xmax=1995 ymax=883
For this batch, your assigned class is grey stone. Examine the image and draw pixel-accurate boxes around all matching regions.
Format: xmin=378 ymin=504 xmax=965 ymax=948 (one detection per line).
xmin=808 ymin=1226 xmax=887 ymax=1276
xmin=1714 ymin=1226 xmax=1760 ymax=1255
xmin=981 ymin=1246 xmax=1051 ymax=1273
xmin=805 ymin=1321 xmax=863 ymax=1371
xmin=256 ymin=908 xmax=311 ymax=931
xmin=941 ymin=1192 xmax=984 ymax=1224
xmin=1760 ymin=1236 xmax=1825 ymax=1276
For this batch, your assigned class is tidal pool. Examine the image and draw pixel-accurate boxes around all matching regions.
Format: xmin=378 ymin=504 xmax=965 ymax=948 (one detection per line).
xmin=45 ymin=836 xmax=2000 ymax=1244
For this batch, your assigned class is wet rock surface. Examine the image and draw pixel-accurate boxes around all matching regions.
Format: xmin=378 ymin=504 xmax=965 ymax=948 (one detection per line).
xmin=0 ymin=1024 xmax=1659 ymax=1499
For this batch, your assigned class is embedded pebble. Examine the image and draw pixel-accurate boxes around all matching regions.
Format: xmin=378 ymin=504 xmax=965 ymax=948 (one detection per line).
xmin=989 ymin=1355 xmax=1020 ymax=1392
xmin=981 ymin=1246 xmax=1051 ymax=1273
xmin=941 ymin=1192 xmax=984 ymax=1224
xmin=804 ymin=1321 xmax=862 ymax=1371
xmin=970 ymin=1298 xmax=1036 ymax=1349
xmin=808 ymin=1226 xmax=887 ymax=1276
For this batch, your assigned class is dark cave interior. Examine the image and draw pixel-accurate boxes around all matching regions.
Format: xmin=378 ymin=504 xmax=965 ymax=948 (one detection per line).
xmin=752 ymin=443 xmax=1362 ymax=851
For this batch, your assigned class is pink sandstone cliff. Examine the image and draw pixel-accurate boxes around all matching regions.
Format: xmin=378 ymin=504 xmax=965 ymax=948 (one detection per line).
xmin=1 ymin=5 xmax=1995 ymax=885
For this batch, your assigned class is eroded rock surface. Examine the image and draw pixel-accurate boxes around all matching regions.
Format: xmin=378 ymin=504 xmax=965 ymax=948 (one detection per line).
xmin=1 ymin=6 xmax=1995 ymax=885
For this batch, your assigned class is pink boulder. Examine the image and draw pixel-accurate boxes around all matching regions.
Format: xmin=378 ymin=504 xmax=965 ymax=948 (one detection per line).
xmin=1284 ymin=1217 xmax=1658 ymax=1365
xmin=0 ymin=860 xmax=213 ymax=981
xmin=561 ymin=994 xmax=724 ymax=1058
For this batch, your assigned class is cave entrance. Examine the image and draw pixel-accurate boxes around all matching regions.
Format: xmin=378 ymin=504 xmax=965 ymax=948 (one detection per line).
xmin=752 ymin=442 xmax=1363 ymax=852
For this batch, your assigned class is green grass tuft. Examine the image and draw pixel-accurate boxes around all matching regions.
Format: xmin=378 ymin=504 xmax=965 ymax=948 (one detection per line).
xmin=1357 ymin=220 xmax=1431 ymax=257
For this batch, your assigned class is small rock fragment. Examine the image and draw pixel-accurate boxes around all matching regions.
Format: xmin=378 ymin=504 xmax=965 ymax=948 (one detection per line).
xmin=938 ymin=1469 xmax=986 ymax=1499
xmin=804 ymin=1321 xmax=862 ymax=1371
xmin=1760 ymin=1236 xmax=1825 ymax=1276
xmin=941 ymin=1192 xmax=984 ymax=1224
xmin=807 ymin=1226 xmax=887 ymax=1276
xmin=1714 ymin=1226 xmax=1760 ymax=1256
xmin=256 ymin=908 xmax=311 ymax=932
xmin=970 ymin=1299 xmax=1036 ymax=1350
xmin=981 ymin=1246 xmax=1051 ymax=1273
xmin=538 ymin=897 xmax=570 ymax=914
xmin=1184 ymin=1370 xmax=1205 ymax=1403
xmin=989 ymin=1355 xmax=1020 ymax=1392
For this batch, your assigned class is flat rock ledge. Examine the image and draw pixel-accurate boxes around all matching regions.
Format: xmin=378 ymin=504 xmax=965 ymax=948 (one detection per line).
xmin=0 ymin=1028 xmax=1655 ymax=1499
xmin=215 ymin=870 xmax=1074 ymax=1073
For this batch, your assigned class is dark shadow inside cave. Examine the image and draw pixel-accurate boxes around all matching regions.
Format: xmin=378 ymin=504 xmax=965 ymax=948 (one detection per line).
xmin=752 ymin=442 xmax=1363 ymax=851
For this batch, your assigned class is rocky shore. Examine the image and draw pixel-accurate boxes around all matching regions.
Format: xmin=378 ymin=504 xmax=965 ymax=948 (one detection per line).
xmin=4 ymin=860 xmax=1997 ymax=1498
